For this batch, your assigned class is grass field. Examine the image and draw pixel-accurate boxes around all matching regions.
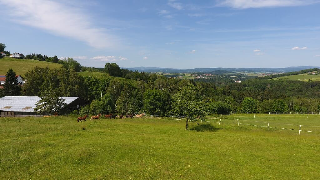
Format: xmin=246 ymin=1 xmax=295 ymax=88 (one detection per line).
xmin=1 ymin=114 xmax=320 ymax=179
xmin=78 ymin=71 xmax=109 ymax=78
xmin=0 ymin=57 xmax=62 ymax=75
xmin=275 ymin=73 xmax=320 ymax=82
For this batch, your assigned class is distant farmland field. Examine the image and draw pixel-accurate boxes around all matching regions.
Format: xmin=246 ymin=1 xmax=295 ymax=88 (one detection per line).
xmin=1 ymin=114 xmax=320 ymax=179
xmin=275 ymin=73 xmax=320 ymax=81
xmin=0 ymin=57 xmax=62 ymax=75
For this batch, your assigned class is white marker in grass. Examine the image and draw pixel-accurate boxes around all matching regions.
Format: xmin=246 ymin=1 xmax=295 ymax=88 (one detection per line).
xmin=254 ymin=114 xmax=256 ymax=119
xmin=299 ymin=130 xmax=302 ymax=135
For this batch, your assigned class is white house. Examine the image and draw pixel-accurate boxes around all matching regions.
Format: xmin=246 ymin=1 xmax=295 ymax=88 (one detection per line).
xmin=10 ymin=53 xmax=25 ymax=59
xmin=0 ymin=52 xmax=6 ymax=57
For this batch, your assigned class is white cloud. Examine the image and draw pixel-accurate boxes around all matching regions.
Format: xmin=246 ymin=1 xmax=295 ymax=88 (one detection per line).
xmin=73 ymin=56 xmax=88 ymax=60
xmin=143 ymin=56 xmax=148 ymax=60
xmin=253 ymin=49 xmax=264 ymax=55
xmin=292 ymin=46 xmax=308 ymax=50
xmin=91 ymin=56 xmax=128 ymax=62
xmin=217 ymin=0 xmax=317 ymax=9
xmin=0 ymin=0 xmax=118 ymax=49
xmin=315 ymin=55 xmax=320 ymax=57
xmin=190 ymin=50 xmax=196 ymax=53
xmin=168 ymin=0 xmax=183 ymax=10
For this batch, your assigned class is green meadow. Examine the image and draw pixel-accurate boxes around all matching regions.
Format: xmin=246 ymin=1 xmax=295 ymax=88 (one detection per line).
xmin=0 ymin=57 xmax=62 ymax=75
xmin=275 ymin=73 xmax=320 ymax=82
xmin=1 ymin=114 xmax=320 ymax=179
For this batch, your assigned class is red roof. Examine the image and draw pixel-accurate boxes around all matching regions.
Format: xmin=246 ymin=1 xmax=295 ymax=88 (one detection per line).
xmin=0 ymin=75 xmax=22 ymax=82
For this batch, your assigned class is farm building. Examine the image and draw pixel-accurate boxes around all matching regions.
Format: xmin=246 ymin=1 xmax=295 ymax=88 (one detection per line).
xmin=10 ymin=53 xmax=25 ymax=59
xmin=0 ymin=96 xmax=79 ymax=117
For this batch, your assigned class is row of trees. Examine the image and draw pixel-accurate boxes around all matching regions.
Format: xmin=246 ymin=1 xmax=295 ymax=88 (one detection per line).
xmin=3 ymin=59 xmax=320 ymax=128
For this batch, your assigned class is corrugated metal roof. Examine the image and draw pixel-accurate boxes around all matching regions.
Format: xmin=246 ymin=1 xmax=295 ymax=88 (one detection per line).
xmin=0 ymin=96 xmax=78 ymax=112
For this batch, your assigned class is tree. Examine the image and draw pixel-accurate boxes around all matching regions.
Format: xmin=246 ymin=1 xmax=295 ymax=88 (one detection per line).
xmin=62 ymin=58 xmax=82 ymax=72
xmin=105 ymin=63 xmax=122 ymax=77
xmin=171 ymin=84 xmax=207 ymax=130
xmin=241 ymin=97 xmax=258 ymax=113
xmin=34 ymin=90 xmax=66 ymax=115
xmin=4 ymin=69 xmax=21 ymax=96
xmin=0 ymin=43 xmax=5 ymax=52
xmin=143 ymin=89 xmax=171 ymax=116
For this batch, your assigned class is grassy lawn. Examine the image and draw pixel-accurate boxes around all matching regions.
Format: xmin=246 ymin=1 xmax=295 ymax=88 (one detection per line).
xmin=0 ymin=57 xmax=62 ymax=76
xmin=1 ymin=114 xmax=320 ymax=179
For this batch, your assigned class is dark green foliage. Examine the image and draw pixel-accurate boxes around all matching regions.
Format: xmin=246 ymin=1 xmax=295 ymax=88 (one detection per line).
xmin=3 ymin=69 xmax=21 ymax=96
xmin=105 ymin=63 xmax=122 ymax=77
xmin=241 ymin=97 xmax=258 ymax=113
xmin=209 ymin=101 xmax=232 ymax=115
xmin=23 ymin=67 xmax=86 ymax=100
xmin=61 ymin=58 xmax=82 ymax=72
xmin=143 ymin=89 xmax=171 ymax=116
xmin=0 ymin=43 xmax=5 ymax=52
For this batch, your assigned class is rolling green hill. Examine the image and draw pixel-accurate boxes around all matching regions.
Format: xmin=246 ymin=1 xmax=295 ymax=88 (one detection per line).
xmin=0 ymin=57 xmax=62 ymax=76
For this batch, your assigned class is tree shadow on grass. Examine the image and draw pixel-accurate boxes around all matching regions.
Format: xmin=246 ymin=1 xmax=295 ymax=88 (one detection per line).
xmin=190 ymin=123 xmax=220 ymax=132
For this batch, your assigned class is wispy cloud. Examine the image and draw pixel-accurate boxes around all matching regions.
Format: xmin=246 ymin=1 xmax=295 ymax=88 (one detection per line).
xmin=73 ymin=56 xmax=88 ymax=60
xmin=190 ymin=50 xmax=196 ymax=54
xmin=168 ymin=0 xmax=183 ymax=10
xmin=217 ymin=0 xmax=318 ymax=9
xmin=0 ymin=0 xmax=119 ymax=49
xmin=143 ymin=56 xmax=148 ymax=60
xmin=292 ymin=46 xmax=307 ymax=50
xmin=315 ymin=55 xmax=320 ymax=57
xmin=253 ymin=49 xmax=264 ymax=55
xmin=92 ymin=56 xmax=128 ymax=62
xmin=159 ymin=10 xmax=173 ymax=18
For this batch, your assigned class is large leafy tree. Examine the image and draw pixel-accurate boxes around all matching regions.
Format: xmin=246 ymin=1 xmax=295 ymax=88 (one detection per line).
xmin=4 ymin=69 xmax=21 ymax=96
xmin=241 ymin=97 xmax=258 ymax=113
xmin=105 ymin=63 xmax=122 ymax=77
xmin=62 ymin=58 xmax=82 ymax=72
xmin=171 ymin=84 xmax=207 ymax=130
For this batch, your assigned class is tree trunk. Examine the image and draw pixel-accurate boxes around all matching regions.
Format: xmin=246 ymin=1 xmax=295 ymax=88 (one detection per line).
xmin=186 ymin=118 xmax=189 ymax=130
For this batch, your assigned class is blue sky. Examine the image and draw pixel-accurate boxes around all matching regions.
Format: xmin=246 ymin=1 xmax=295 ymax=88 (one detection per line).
xmin=0 ymin=0 xmax=320 ymax=68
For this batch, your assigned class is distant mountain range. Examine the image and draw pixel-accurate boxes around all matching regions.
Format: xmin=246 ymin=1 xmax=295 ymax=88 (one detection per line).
xmin=125 ymin=66 xmax=319 ymax=74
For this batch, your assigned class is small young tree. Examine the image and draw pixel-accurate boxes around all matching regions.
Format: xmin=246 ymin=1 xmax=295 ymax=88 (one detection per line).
xmin=34 ymin=90 xmax=66 ymax=115
xmin=4 ymin=69 xmax=21 ymax=96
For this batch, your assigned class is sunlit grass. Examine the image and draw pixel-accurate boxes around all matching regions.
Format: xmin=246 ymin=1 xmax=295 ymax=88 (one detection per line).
xmin=1 ymin=114 xmax=320 ymax=179
xmin=0 ymin=57 xmax=62 ymax=76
